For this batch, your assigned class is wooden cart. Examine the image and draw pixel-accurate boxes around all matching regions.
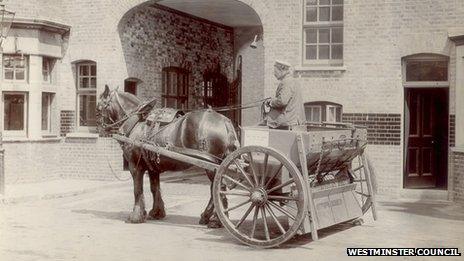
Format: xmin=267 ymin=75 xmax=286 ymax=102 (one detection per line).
xmin=114 ymin=122 xmax=377 ymax=248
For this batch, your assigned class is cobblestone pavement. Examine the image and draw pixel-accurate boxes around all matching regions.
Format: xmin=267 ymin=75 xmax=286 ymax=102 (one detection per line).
xmin=1 ymin=175 xmax=464 ymax=261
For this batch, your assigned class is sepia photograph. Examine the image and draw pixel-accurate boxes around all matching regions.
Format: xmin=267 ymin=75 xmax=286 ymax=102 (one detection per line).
xmin=0 ymin=0 xmax=463 ymax=260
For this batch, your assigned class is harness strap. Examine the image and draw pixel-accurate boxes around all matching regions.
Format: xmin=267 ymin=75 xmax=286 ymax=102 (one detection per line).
xmin=115 ymin=92 xmax=130 ymax=117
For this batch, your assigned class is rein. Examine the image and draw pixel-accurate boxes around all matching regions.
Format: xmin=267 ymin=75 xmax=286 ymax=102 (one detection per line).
xmin=101 ymin=94 xmax=270 ymax=129
xmin=183 ymin=98 xmax=270 ymax=113
xmin=102 ymin=112 xmax=142 ymax=129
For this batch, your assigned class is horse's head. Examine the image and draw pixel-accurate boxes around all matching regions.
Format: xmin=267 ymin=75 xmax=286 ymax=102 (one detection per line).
xmin=95 ymin=85 xmax=123 ymax=134
xmin=97 ymin=85 xmax=144 ymax=135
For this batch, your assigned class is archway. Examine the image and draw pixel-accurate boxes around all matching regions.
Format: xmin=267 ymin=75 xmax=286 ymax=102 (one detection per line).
xmin=117 ymin=0 xmax=264 ymax=126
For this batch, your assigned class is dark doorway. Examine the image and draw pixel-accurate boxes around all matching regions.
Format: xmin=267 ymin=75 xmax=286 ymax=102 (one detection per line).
xmin=203 ymin=71 xmax=229 ymax=109
xmin=404 ymin=88 xmax=448 ymax=189
xmin=124 ymin=79 xmax=138 ymax=95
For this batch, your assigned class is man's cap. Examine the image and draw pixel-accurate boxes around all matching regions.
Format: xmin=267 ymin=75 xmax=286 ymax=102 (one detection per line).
xmin=274 ymin=60 xmax=291 ymax=68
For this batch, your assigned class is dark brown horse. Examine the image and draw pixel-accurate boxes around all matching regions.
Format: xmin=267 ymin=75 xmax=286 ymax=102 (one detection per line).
xmin=96 ymin=85 xmax=239 ymax=227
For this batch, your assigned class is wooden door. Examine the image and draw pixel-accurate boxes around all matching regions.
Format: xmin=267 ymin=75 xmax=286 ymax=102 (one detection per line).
xmin=404 ymin=88 xmax=448 ymax=188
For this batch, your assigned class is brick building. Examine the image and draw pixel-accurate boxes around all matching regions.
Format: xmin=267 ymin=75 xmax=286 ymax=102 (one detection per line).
xmin=0 ymin=0 xmax=463 ymax=203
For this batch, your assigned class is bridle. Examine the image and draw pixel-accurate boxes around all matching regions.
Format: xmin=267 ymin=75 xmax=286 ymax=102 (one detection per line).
xmin=98 ymin=91 xmax=140 ymax=130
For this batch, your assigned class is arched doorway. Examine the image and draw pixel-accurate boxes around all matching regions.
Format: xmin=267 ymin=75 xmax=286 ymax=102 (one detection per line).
xmin=117 ymin=0 xmax=264 ymax=127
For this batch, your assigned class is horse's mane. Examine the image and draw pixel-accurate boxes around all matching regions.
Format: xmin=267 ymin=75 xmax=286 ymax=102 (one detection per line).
xmin=117 ymin=91 xmax=141 ymax=107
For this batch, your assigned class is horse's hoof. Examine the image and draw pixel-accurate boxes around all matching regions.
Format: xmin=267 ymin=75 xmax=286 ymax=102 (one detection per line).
xmin=126 ymin=206 xmax=146 ymax=223
xmin=126 ymin=213 xmax=146 ymax=223
xmin=148 ymin=208 xmax=166 ymax=220
xmin=207 ymin=219 xmax=223 ymax=229
xmin=199 ymin=215 xmax=209 ymax=225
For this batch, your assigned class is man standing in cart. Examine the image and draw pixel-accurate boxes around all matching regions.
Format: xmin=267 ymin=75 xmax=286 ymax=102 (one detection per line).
xmin=263 ymin=60 xmax=305 ymax=129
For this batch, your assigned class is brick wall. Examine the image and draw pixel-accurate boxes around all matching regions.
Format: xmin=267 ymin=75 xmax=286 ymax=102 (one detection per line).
xmin=119 ymin=4 xmax=234 ymax=106
xmin=450 ymin=114 xmax=455 ymax=147
xmin=451 ymin=151 xmax=464 ymax=204
xmin=60 ymin=110 xmax=75 ymax=136
xmin=3 ymin=140 xmax=61 ymax=184
xmin=2 ymin=137 xmax=123 ymax=184
xmin=60 ymin=137 xmax=123 ymax=180
xmin=343 ymin=113 xmax=401 ymax=145
xmin=366 ymin=145 xmax=402 ymax=196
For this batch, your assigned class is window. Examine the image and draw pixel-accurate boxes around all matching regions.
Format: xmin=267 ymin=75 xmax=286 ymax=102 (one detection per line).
xmin=305 ymin=105 xmax=322 ymax=122
xmin=305 ymin=101 xmax=342 ymax=122
xmin=3 ymin=54 xmax=27 ymax=81
xmin=76 ymin=62 xmax=97 ymax=130
xmin=406 ymin=61 xmax=448 ymax=82
xmin=42 ymin=57 xmax=55 ymax=83
xmin=162 ymin=67 xmax=189 ymax=109
xmin=403 ymin=54 xmax=449 ymax=88
xmin=3 ymin=92 xmax=27 ymax=136
xmin=326 ymin=105 xmax=342 ymax=122
xmin=41 ymin=93 xmax=54 ymax=133
xmin=303 ymin=0 xmax=343 ymax=65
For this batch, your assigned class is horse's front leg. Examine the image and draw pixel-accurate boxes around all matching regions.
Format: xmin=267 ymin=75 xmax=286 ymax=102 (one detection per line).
xmin=127 ymin=154 xmax=147 ymax=224
xmin=148 ymin=170 xmax=166 ymax=220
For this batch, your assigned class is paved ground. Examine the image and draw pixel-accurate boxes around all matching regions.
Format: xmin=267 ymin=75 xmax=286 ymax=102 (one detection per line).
xmin=1 ymin=175 xmax=464 ymax=261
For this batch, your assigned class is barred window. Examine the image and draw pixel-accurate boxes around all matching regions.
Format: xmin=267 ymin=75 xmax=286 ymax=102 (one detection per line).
xmin=303 ymin=0 xmax=343 ymax=65
xmin=162 ymin=67 xmax=189 ymax=109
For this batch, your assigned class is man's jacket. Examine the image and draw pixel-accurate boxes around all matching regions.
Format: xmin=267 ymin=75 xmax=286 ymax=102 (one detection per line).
xmin=267 ymin=74 xmax=305 ymax=128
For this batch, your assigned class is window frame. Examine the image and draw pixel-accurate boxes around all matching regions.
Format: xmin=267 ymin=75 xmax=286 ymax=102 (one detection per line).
xmin=42 ymin=57 xmax=54 ymax=84
xmin=75 ymin=62 xmax=97 ymax=132
xmin=41 ymin=92 xmax=54 ymax=134
xmin=305 ymin=105 xmax=322 ymax=123
xmin=326 ymin=104 xmax=340 ymax=122
xmin=402 ymin=55 xmax=450 ymax=88
xmin=302 ymin=0 xmax=344 ymax=66
xmin=161 ymin=67 xmax=189 ymax=110
xmin=2 ymin=92 xmax=28 ymax=137
xmin=2 ymin=54 xmax=28 ymax=82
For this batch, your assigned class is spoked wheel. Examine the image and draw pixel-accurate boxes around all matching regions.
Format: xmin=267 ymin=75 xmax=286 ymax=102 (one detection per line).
xmin=213 ymin=146 xmax=308 ymax=248
xmin=351 ymin=153 xmax=376 ymax=216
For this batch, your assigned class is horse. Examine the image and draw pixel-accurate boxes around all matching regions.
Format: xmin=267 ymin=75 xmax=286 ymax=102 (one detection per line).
xmin=96 ymin=85 xmax=240 ymax=227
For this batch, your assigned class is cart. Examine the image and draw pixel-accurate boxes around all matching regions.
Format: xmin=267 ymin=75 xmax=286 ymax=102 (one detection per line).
xmin=113 ymin=122 xmax=377 ymax=248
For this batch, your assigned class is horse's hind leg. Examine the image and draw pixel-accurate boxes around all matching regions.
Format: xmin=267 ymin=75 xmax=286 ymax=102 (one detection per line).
xmin=148 ymin=170 xmax=166 ymax=220
xmin=199 ymin=171 xmax=227 ymax=228
xmin=127 ymin=154 xmax=147 ymax=224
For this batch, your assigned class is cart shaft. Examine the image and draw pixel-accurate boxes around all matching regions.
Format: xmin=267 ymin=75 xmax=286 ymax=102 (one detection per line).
xmin=113 ymin=134 xmax=220 ymax=172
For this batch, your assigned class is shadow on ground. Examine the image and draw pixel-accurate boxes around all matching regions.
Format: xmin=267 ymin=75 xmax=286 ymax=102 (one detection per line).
xmin=379 ymin=201 xmax=464 ymax=221
xmin=71 ymin=210 xmax=362 ymax=249
xmin=72 ymin=209 xmax=130 ymax=221
xmin=197 ymin=218 xmax=361 ymax=250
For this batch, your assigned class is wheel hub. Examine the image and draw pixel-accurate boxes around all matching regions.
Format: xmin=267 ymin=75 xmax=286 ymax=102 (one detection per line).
xmin=250 ymin=188 xmax=267 ymax=206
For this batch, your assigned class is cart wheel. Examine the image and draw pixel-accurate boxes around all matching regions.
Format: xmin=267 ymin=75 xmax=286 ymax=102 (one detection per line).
xmin=351 ymin=154 xmax=376 ymax=215
xmin=213 ymin=146 xmax=308 ymax=248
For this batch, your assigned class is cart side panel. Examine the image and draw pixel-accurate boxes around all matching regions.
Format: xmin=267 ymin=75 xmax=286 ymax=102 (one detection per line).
xmin=242 ymin=126 xmax=357 ymax=161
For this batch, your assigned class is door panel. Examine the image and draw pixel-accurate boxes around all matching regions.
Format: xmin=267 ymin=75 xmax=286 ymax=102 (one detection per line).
xmin=404 ymin=88 xmax=448 ymax=189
